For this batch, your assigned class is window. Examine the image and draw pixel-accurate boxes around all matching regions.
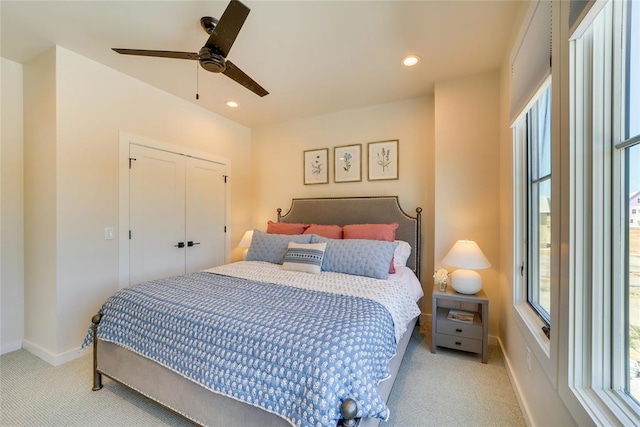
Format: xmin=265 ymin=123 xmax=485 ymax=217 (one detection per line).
xmin=566 ymin=0 xmax=640 ymax=423
xmin=526 ymin=86 xmax=552 ymax=324
xmin=514 ymin=82 xmax=553 ymax=327
xmin=512 ymin=76 xmax=554 ymax=358
xmin=623 ymin=0 xmax=640 ymax=403
xmin=626 ymin=147 xmax=640 ymax=401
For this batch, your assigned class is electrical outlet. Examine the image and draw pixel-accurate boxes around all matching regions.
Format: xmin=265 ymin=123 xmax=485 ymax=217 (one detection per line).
xmin=526 ymin=346 xmax=532 ymax=371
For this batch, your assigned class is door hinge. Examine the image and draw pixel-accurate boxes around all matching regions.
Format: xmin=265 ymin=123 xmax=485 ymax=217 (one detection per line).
xmin=129 ymin=158 xmax=137 ymax=169
xmin=224 ymin=226 xmax=227 ymax=233
xmin=223 ymin=175 xmax=228 ymax=183
xmin=520 ymin=262 xmax=525 ymax=276
xmin=129 ymin=230 xmax=132 ymax=240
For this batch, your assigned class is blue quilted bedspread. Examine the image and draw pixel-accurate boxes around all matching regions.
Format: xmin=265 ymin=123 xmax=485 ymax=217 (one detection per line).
xmin=82 ymin=272 xmax=397 ymax=426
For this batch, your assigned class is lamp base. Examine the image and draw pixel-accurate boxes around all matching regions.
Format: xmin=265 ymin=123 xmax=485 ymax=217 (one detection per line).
xmin=450 ymin=269 xmax=482 ymax=294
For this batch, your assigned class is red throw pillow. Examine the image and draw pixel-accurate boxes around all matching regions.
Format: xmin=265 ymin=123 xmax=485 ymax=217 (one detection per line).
xmin=303 ymin=224 xmax=343 ymax=239
xmin=266 ymin=220 xmax=309 ymax=235
xmin=342 ymin=223 xmax=398 ymax=241
xmin=342 ymin=223 xmax=399 ymax=273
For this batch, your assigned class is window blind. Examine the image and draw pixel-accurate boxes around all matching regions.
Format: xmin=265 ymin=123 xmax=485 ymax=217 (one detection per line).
xmin=569 ymin=0 xmax=595 ymax=35
xmin=510 ymin=0 xmax=552 ymax=124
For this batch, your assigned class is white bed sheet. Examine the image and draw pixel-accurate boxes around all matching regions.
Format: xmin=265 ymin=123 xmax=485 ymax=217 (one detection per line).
xmin=390 ymin=265 xmax=424 ymax=302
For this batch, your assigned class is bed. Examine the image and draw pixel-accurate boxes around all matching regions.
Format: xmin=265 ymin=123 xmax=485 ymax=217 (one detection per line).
xmin=86 ymin=196 xmax=422 ymax=426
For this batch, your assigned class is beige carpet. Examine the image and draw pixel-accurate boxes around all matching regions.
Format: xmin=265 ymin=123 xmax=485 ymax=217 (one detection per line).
xmin=0 ymin=325 xmax=525 ymax=426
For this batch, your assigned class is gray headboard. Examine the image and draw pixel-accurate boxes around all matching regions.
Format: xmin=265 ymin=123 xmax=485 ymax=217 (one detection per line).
xmin=277 ymin=196 xmax=422 ymax=279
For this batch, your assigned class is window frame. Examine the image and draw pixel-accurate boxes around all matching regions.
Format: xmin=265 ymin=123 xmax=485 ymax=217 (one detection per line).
xmin=512 ymin=75 xmax=558 ymax=384
xmin=559 ymin=0 xmax=640 ymax=424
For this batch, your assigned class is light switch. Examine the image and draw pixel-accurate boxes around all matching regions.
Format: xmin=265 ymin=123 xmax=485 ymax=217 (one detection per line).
xmin=104 ymin=227 xmax=115 ymax=240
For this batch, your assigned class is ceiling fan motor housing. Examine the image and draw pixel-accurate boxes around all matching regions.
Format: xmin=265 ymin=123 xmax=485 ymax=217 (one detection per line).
xmin=199 ymin=47 xmax=226 ymax=73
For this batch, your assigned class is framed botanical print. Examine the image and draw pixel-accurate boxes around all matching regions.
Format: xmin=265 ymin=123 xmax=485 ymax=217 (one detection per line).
xmin=368 ymin=139 xmax=399 ymax=181
xmin=303 ymin=148 xmax=329 ymax=184
xmin=334 ymin=144 xmax=362 ymax=183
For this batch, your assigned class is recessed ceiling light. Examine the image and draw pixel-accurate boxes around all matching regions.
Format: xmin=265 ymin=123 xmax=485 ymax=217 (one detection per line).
xmin=402 ymin=55 xmax=420 ymax=67
xmin=226 ymin=101 xmax=239 ymax=108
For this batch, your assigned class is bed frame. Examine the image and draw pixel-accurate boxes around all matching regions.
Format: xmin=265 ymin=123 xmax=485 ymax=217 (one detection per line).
xmin=91 ymin=196 xmax=422 ymax=426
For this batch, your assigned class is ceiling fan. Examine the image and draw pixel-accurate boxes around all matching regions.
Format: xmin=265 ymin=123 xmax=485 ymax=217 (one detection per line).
xmin=112 ymin=0 xmax=268 ymax=97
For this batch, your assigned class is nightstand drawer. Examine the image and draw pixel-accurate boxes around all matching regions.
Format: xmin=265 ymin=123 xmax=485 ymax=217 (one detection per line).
xmin=437 ymin=319 xmax=483 ymax=339
xmin=435 ymin=308 xmax=483 ymax=339
xmin=435 ymin=333 xmax=483 ymax=354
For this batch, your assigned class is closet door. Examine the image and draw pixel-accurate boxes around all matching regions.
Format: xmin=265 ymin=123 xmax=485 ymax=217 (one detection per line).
xmin=185 ymin=156 xmax=226 ymax=273
xmin=129 ymin=144 xmax=186 ymax=284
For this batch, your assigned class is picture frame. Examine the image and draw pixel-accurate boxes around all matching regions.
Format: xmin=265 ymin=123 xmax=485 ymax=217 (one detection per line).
xmin=334 ymin=144 xmax=362 ymax=183
xmin=303 ymin=148 xmax=329 ymax=185
xmin=368 ymin=139 xmax=399 ymax=181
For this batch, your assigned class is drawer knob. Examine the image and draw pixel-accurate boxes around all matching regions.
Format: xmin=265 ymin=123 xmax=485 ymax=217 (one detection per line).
xmin=455 ymin=341 xmax=462 ymax=345
xmin=455 ymin=328 xmax=463 ymax=332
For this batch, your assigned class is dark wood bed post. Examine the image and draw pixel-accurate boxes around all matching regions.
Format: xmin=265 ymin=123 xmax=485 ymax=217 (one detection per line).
xmin=341 ymin=398 xmax=358 ymax=426
xmin=91 ymin=313 xmax=103 ymax=391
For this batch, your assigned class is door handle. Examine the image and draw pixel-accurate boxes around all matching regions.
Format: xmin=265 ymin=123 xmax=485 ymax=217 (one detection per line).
xmin=187 ymin=241 xmax=201 ymax=247
xmin=174 ymin=242 xmax=185 ymax=248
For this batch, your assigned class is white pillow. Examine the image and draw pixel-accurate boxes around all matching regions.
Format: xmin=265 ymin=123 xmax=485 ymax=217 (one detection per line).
xmin=393 ymin=240 xmax=412 ymax=267
xmin=282 ymin=242 xmax=327 ymax=274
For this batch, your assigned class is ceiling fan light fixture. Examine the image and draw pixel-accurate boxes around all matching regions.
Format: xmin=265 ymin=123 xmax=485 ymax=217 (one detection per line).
xmin=226 ymin=101 xmax=239 ymax=108
xmin=402 ymin=54 xmax=420 ymax=67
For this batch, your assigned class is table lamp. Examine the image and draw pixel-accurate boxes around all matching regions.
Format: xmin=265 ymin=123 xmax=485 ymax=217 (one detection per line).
xmin=238 ymin=230 xmax=254 ymax=259
xmin=442 ymin=240 xmax=491 ymax=294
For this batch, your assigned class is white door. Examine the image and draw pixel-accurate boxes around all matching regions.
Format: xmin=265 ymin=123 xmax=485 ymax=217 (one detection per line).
xmin=129 ymin=144 xmax=226 ymax=285
xmin=185 ymin=156 xmax=226 ymax=273
xmin=129 ymin=144 xmax=186 ymax=284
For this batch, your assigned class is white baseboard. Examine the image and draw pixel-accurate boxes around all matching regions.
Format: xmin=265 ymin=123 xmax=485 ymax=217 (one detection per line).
xmin=22 ymin=339 xmax=85 ymax=366
xmin=497 ymin=336 xmax=533 ymax=427
xmin=0 ymin=340 xmax=23 ymax=355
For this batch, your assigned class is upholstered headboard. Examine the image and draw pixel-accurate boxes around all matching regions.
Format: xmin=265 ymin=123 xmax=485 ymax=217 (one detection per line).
xmin=277 ymin=196 xmax=422 ymax=279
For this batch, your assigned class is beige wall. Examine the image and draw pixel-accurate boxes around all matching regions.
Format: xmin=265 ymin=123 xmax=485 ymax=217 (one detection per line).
xmin=251 ymin=97 xmax=435 ymax=311
xmin=20 ymin=46 xmax=252 ymax=361
xmin=1 ymin=58 xmax=25 ymax=354
xmin=23 ymin=49 xmax=59 ymax=355
xmin=433 ymin=71 xmax=501 ymax=336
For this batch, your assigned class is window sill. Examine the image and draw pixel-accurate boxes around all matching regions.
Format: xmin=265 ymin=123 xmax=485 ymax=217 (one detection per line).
xmin=515 ymin=301 xmax=551 ymax=356
xmin=567 ymin=385 xmax=640 ymax=426
xmin=513 ymin=300 xmax=556 ymax=388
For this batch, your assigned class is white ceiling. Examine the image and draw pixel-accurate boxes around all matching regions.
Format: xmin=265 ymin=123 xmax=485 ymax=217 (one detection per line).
xmin=1 ymin=0 xmax=520 ymax=128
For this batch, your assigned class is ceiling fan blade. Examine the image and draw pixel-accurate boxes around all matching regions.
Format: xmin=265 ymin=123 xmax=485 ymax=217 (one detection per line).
xmin=205 ymin=0 xmax=250 ymax=57
xmin=112 ymin=48 xmax=199 ymax=60
xmin=222 ymin=60 xmax=268 ymax=97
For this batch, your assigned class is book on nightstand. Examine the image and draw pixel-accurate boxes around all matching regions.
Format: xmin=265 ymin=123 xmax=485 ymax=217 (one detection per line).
xmin=447 ymin=309 xmax=474 ymax=324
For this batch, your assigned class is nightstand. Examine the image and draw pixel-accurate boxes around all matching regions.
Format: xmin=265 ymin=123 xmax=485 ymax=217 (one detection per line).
xmin=431 ymin=285 xmax=489 ymax=363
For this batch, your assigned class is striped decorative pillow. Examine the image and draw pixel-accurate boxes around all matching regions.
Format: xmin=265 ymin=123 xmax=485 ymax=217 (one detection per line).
xmin=282 ymin=242 xmax=327 ymax=274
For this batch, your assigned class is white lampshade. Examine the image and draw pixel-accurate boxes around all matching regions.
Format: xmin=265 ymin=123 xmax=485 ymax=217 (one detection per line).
xmin=238 ymin=230 xmax=254 ymax=260
xmin=442 ymin=240 xmax=491 ymax=294
xmin=238 ymin=230 xmax=254 ymax=248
